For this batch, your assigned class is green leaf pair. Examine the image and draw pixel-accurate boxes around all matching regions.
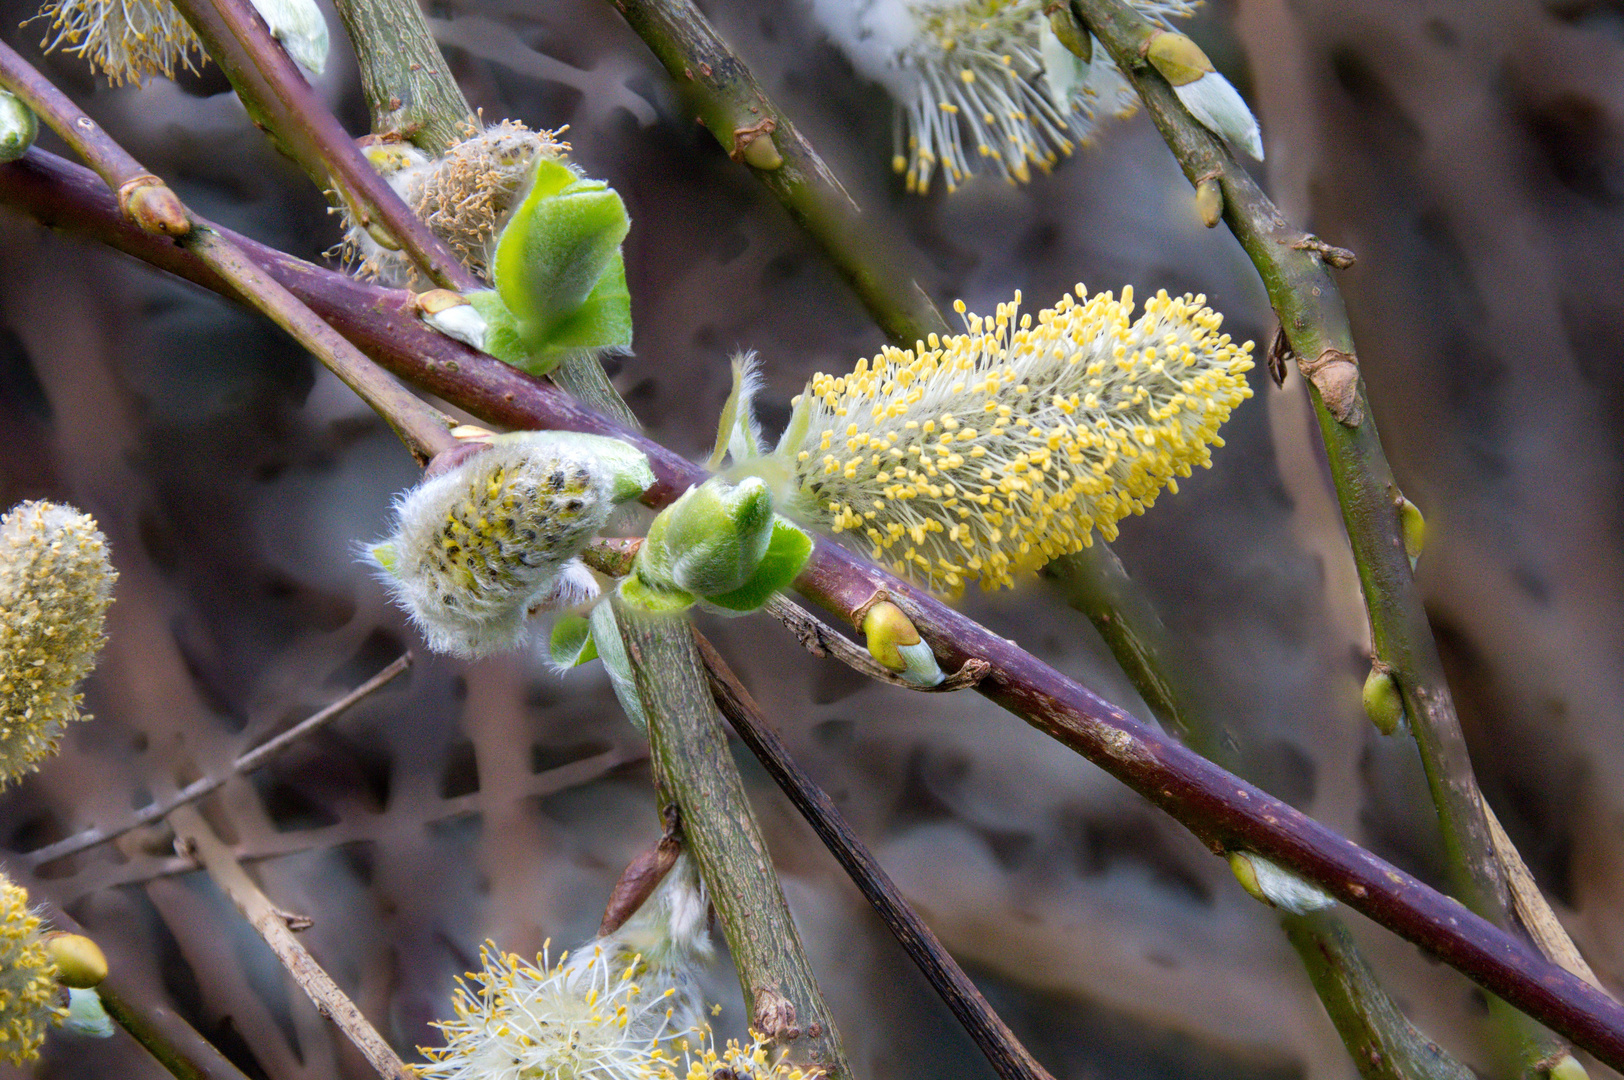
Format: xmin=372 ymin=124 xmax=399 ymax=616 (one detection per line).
xmin=470 ymin=158 xmax=633 ymax=375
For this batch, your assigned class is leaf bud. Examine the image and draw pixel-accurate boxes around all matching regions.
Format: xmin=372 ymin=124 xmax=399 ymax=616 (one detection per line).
xmin=1046 ymin=3 xmax=1092 ymax=62
xmin=119 ymin=178 xmax=190 ymax=237
xmin=1362 ymin=665 xmax=1404 ymax=735
xmin=1145 ymin=30 xmax=1213 ymax=87
xmin=61 ymin=989 xmax=113 ymax=1038
xmin=249 ymin=0 xmax=330 ymax=76
xmin=1148 ymin=33 xmax=1264 ymax=161
xmin=1195 ymin=176 xmax=1223 ymax=228
xmin=645 ymin=477 xmax=774 ymax=598
xmin=42 ymin=933 xmax=107 ymax=989
xmin=0 ymin=91 xmax=38 ymax=163
xmin=1228 ymin=852 xmax=1335 ymax=914
xmin=415 ymin=289 xmax=489 ymax=351
xmin=862 ymin=601 xmax=944 ymax=687
xmin=1549 ymin=1055 xmax=1589 ymax=1080
xmin=1399 ymin=495 xmax=1425 ymax=569
xmin=742 ymin=132 xmax=783 ymax=170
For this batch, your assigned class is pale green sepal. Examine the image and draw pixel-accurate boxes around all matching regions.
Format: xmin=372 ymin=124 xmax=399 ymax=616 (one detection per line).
xmin=702 ymin=518 xmax=812 ymax=613
xmin=710 ymin=352 xmax=765 ymax=469
xmin=466 ymin=290 xmax=529 ymax=366
xmin=548 ymin=613 xmax=598 ymax=669
xmin=895 ymin=640 xmax=946 ymax=687
xmin=62 ymin=988 xmax=115 ymax=1039
xmin=617 ymin=572 xmax=697 ymax=614
xmin=588 ymin=602 xmax=647 ymax=730
xmin=1 ymin=91 xmax=38 ymax=163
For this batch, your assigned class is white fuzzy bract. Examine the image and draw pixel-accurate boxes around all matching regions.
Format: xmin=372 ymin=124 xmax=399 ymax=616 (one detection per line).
xmin=809 ymin=0 xmax=1198 ymax=193
xmin=366 ymin=432 xmax=652 ymax=659
xmin=1173 ymin=70 xmax=1264 ymax=160
xmin=777 ymin=285 xmax=1254 ymax=593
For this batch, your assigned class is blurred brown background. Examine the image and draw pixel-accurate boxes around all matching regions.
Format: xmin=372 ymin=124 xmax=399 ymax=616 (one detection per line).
xmin=2 ymin=0 xmax=1622 ymax=1077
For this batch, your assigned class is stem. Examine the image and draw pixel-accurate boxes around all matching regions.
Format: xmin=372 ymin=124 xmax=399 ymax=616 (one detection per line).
xmin=1072 ymin=1 xmax=1565 ymax=1070
xmin=168 ymin=806 xmax=416 ymax=1080
xmin=693 ymin=629 xmax=1054 ymax=1080
xmin=612 ymin=602 xmax=852 ymax=1080
xmin=22 ymin=654 xmax=410 ymax=869
xmin=7 ymin=150 xmax=1624 ymax=1069
xmin=327 ymin=0 xmax=473 ymax=153
xmin=608 ymin=0 xmax=948 ymax=347
xmin=160 ymin=0 xmax=480 ymax=291
xmin=0 ymin=51 xmax=455 ymax=464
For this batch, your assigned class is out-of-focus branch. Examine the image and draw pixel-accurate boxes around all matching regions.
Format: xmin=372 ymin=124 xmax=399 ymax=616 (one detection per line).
xmin=607 ymin=0 xmax=947 ymax=347
xmin=6 ymin=150 xmax=1624 ymax=1069
xmin=168 ymin=806 xmax=416 ymax=1080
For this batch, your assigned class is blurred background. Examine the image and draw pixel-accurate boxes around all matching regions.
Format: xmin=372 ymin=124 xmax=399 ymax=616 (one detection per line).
xmin=2 ymin=0 xmax=1622 ymax=1077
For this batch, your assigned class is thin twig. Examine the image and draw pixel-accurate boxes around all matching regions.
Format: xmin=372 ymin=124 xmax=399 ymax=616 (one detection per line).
xmin=608 ymin=0 xmax=947 ymax=347
xmin=0 ymin=51 xmax=456 ymax=464
xmin=1072 ymin=1 xmax=1568 ymax=1070
xmin=694 ymin=629 xmax=1055 ymax=1080
xmin=22 ymin=654 xmax=411 ymax=870
xmin=327 ymin=0 xmax=474 ymax=152
xmin=7 ymin=150 xmax=1624 ymax=1069
xmin=167 ymin=806 xmax=416 ymax=1080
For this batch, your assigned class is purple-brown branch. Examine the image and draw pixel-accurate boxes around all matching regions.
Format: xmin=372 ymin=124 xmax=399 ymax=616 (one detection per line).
xmin=4 ymin=148 xmax=1624 ymax=1067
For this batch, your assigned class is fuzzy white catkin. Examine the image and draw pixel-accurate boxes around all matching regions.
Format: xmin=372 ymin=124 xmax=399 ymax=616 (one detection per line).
xmin=367 ymin=432 xmax=652 ymax=659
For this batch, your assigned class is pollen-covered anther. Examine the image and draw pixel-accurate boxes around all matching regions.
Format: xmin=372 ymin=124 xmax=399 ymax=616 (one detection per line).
xmin=0 ymin=873 xmax=66 ymax=1065
xmin=778 ymin=285 xmax=1254 ymax=594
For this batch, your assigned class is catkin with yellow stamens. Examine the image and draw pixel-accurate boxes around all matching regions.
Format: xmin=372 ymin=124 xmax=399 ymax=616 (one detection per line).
xmin=777 ymin=286 xmax=1254 ymax=594
xmin=1 ymin=501 xmax=116 ymax=788
xmin=0 ymin=873 xmax=65 ymax=1065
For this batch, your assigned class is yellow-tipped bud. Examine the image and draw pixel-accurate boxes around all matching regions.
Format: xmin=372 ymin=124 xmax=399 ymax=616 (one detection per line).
xmin=1362 ymin=666 xmax=1404 ymax=735
xmin=1228 ymin=852 xmax=1335 ymax=914
xmin=1145 ymin=31 xmax=1213 ymax=87
xmin=742 ymin=132 xmax=784 ymax=170
xmin=863 ymin=601 xmax=945 ymax=687
xmin=1195 ymin=177 xmax=1223 ymax=227
xmin=1549 ymin=1054 xmax=1590 ymax=1080
xmin=43 ymin=933 xmax=107 ymax=989
xmin=1399 ymin=495 xmax=1425 ymax=569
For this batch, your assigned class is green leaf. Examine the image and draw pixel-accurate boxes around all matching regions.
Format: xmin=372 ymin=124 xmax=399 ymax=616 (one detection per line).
xmin=548 ymin=613 xmax=598 ymax=669
xmin=617 ymin=572 xmax=697 ymax=615
xmin=703 ymin=518 xmax=812 ymax=613
xmin=466 ymin=290 xmax=529 ymax=367
xmin=493 ymin=159 xmax=630 ymax=350
xmin=512 ymin=253 xmax=633 ymax=375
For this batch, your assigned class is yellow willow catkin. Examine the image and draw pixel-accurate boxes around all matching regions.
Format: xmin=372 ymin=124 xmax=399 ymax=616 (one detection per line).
xmin=0 ymin=501 xmax=116 ymax=787
xmin=781 ymin=285 xmax=1254 ymax=594
xmin=34 ymin=0 xmax=204 ymax=85
xmin=0 ymin=873 xmax=64 ymax=1065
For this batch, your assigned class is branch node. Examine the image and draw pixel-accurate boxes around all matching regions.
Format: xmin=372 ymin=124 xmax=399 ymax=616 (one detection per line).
xmin=1297 ymin=348 xmax=1363 ymax=426
xmin=1292 ymin=233 xmax=1357 ymax=268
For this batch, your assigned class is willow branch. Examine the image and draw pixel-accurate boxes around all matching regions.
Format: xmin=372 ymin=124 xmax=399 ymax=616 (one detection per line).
xmin=693 ymin=630 xmax=1052 ymax=1080
xmin=21 ymin=654 xmax=410 ymax=870
xmin=1072 ymin=0 xmax=1567 ymax=1070
xmin=5 ymin=150 xmax=1624 ymax=1069
xmin=328 ymin=0 xmax=473 ymax=152
xmin=607 ymin=0 xmax=946 ymax=347
xmin=167 ymin=806 xmax=415 ymax=1080
xmin=612 ymin=602 xmax=852 ymax=1080
xmin=156 ymin=0 xmax=479 ymax=291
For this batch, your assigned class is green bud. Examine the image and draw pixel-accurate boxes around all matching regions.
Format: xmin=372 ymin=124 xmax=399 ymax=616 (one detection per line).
xmin=742 ymin=132 xmax=783 ymax=170
xmin=1399 ymin=495 xmax=1425 ymax=569
xmin=1195 ymin=177 xmax=1223 ymax=228
xmin=863 ymin=601 xmax=944 ymax=687
xmin=491 ymin=158 xmax=633 ymax=371
xmin=0 ymin=92 xmax=38 ymax=163
xmin=1145 ymin=31 xmax=1213 ymax=88
xmin=43 ymin=934 xmax=107 ymax=989
xmin=1549 ymin=1054 xmax=1589 ymax=1080
xmin=1362 ymin=666 xmax=1404 ymax=735
xmin=1228 ymin=852 xmax=1335 ymax=914
xmin=61 ymin=988 xmax=113 ymax=1039
xmin=644 ymin=477 xmax=774 ymax=598
xmin=1047 ymin=4 xmax=1092 ymax=62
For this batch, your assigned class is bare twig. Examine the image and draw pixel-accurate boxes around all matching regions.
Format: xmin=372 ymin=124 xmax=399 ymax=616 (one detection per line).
xmin=328 ymin=0 xmax=474 ymax=152
xmin=7 ymin=150 xmax=1624 ymax=1068
xmin=167 ymin=806 xmax=415 ymax=1080
xmin=694 ymin=629 xmax=1055 ymax=1080
xmin=22 ymin=654 xmax=410 ymax=870
xmin=608 ymin=0 xmax=947 ymax=347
